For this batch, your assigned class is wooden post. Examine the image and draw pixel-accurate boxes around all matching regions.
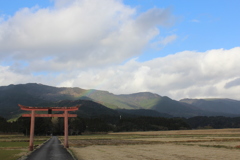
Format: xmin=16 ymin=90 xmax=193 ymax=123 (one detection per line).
xmin=29 ymin=110 xmax=35 ymax=151
xmin=64 ymin=110 xmax=69 ymax=148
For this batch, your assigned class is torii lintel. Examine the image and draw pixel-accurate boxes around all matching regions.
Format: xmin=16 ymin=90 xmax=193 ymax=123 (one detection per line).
xmin=18 ymin=104 xmax=80 ymax=111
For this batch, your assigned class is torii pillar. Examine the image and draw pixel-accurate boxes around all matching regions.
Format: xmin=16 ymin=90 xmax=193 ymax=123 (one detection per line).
xmin=19 ymin=104 xmax=80 ymax=151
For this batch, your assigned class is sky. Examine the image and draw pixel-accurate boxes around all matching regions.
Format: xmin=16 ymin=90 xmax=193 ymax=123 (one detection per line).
xmin=0 ymin=0 xmax=240 ymax=100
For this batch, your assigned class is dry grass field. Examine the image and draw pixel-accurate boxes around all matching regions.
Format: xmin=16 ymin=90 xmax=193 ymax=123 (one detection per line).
xmin=68 ymin=128 xmax=240 ymax=160
xmin=0 ymin=135 xmax=49 ymax=160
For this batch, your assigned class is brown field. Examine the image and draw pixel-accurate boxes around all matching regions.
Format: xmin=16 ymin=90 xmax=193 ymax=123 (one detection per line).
xmin=69 ymin=128 xmax=240 ymax=160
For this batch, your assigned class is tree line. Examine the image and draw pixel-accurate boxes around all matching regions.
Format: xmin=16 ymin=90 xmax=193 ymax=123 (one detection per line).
xmin=1 ymin=116 xmax=240 ymax=135
xmin=185 ymin=116 xmax=240 ymax=129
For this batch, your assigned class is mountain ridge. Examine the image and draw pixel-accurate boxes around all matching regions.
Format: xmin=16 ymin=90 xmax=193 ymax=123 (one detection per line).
xmin=180 ymin=98 xmax=240 ymax=115
xmin=1 ymin=83 xmax=240 ymax=119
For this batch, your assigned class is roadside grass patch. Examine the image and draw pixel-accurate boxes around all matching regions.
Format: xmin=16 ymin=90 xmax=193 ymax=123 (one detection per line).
xmin=0 ymin=135 xmax=50 ymax=160
xmin=0 ymin=149 xmax=25 ymax=160
xmin=0 ymin=141 xmax=44 ymax=148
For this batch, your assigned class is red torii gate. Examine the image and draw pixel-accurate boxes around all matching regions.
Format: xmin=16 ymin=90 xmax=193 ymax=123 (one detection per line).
xmin=19 ymin=104 xmax=80 ymax=151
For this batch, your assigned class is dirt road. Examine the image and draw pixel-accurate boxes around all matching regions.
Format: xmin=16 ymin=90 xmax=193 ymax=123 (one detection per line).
xmin=25 ymin=136 xmax=74 ymax=160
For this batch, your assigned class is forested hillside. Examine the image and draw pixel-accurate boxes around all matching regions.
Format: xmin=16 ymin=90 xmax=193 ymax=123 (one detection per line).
xmin=1 ymin=83 xmax=240 ymax=119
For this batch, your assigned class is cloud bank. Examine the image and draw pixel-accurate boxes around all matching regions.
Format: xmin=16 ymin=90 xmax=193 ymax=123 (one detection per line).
xmin=0 ymin=0 xmax=174 ymax=72
xmin=57 ymin=47 xmax=240 ymax=100
xmin=0 ymin=0 xmax=240 ymax=100
xmin=1 ymin=47 xmax=240 ymax=100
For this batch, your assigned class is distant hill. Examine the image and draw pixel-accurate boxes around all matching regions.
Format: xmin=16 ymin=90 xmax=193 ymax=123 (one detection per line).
xmin=47 ymin=99 xmax=120 ymax=118
xmin=1 ymin=83 xmax=240 ymax=119
xmin=180 ymin=98 xmax=240 ymax=116
xmin=116 ymin=109 xmax=172 ymax=118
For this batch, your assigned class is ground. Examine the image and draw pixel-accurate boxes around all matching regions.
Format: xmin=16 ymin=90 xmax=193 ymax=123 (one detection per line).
xmin=68 ymin=129 xmax=240 ymax=160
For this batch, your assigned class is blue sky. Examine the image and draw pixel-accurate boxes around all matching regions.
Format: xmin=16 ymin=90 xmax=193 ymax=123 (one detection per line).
xmin=1 ymin=0 xmax=239 ymax=59
xmin=0 ymin=0 xmax=240 ymax=100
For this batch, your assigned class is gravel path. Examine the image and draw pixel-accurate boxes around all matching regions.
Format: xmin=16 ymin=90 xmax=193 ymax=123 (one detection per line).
xmin=25 ymin=136 xmax=74 ymax=160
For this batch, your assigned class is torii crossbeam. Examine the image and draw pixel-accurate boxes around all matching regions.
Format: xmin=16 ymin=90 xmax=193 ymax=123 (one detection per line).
xmin=19 ymin=104 xmax=80 ymax=151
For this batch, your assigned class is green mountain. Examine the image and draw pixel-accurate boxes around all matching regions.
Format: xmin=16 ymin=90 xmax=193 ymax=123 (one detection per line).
xmin=1 ymin=83 xmax=240 ymax=119
xmin=116 ymin=109 xmax=171 ymax=118
xmin=48 ymin=99 xmax=120 ymax=118
xmin=180 ymin=98 xmax=240 ymax=116
xmin=0 ymin=83 xmax=170 ymax=119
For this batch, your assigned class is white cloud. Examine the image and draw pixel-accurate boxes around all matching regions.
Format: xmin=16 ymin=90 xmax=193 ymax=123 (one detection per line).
xmin=1 ymin=0 xmax=240 ymax=101
xmin=0 ymin=66 xmax=33 ymax=85
xmin=152 ymin=34 xmax=177 ymax=48
xmin=56 ymin=47 xmax=240 ymax=100
xmin=1 ymin=47 xmax=240 ymax=100
xmin=0 ymin=0 xmax=175 ymax=72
